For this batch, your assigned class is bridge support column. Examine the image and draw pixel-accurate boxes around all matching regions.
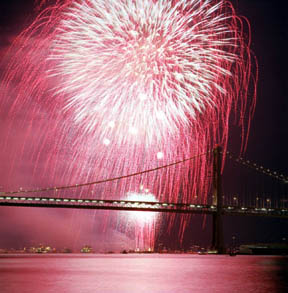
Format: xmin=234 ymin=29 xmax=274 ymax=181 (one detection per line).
xmin=212 ymin=146 xmax=225 ymax=254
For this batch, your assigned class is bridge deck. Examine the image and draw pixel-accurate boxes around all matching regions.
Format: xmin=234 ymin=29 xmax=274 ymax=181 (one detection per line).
xmin=0 ymin=196 xmax=287 ymax=218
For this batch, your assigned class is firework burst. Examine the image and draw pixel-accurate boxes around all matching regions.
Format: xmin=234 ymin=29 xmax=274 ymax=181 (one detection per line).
xmin=1 ymin=0 xmax=256 ymax=247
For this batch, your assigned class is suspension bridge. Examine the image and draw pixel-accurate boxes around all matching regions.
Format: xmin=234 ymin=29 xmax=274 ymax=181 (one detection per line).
xmin=0 ymin=147 xmax=287 ymax=253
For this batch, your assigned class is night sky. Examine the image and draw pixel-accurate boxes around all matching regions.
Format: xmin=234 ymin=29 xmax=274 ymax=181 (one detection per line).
xmin=0 ymin=0 xmax=287 ymax=250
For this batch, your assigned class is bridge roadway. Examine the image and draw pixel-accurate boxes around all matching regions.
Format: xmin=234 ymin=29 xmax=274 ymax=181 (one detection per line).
xmin=0 ymin=195 xmax=287 ymax=218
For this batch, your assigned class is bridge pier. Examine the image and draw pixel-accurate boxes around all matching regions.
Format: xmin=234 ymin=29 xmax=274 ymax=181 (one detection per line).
xmin=212 ymin=146 xmax=225 ymax=254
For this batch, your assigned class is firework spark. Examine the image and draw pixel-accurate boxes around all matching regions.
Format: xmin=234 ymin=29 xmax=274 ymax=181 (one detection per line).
xmin=122 ymin=191 xmax=158 ymax=250
xmin=1 ymin=0 xmax=256 ymax=248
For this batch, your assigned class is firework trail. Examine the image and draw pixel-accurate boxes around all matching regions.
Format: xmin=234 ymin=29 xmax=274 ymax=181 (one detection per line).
xmin=1 ymin=0 xmax=256 ymax=248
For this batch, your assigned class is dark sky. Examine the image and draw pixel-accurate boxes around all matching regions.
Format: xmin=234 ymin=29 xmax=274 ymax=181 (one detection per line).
xmin=234 ymin=0 xmax=287 ymax=173
xmin=0 ymin=0 xmax=287 ymax=250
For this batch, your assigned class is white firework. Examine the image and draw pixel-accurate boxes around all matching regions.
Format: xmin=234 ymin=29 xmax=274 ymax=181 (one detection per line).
xmin=47 ymin=0 xmax=240 ymax=146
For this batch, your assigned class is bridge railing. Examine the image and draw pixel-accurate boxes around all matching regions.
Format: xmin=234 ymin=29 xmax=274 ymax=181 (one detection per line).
xmin=221 ymin=151 xmax=288 ymax=210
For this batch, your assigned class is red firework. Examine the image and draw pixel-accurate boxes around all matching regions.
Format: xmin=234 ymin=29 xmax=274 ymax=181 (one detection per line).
xmin=0 ymin=0 xmax=257 ymax=249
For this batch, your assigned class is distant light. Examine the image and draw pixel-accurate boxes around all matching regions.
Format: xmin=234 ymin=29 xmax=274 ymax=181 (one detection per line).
xmin=174 ymin=72 xmax=184 ymax=81
xmin=103 ymin=138 xmax=111 ymax=145
xmin=156 ymin=111 xmax=166 ymax=121
xmin=139 ymin=93 xmax=147 ymax=101
xmin=157 ymin=152 xmax=164 ymax=159
xmin=145 ymin=188 xmax=149 ymax=193
xmin=129 ymin=126 xmax=137 ymax=135
xmin=108 ymin=121 xmax=115 ymax=128
xmin=139 ymin=184 xmax=144 ymax=190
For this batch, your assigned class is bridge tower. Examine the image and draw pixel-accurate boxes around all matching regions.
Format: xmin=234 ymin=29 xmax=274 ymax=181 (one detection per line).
xmin=212 ymin=146 xmax=225 ymax=254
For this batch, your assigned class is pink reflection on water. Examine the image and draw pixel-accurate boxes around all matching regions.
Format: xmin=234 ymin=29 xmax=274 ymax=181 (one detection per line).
xmin=0 ymin=255 xmax=286 ymax=293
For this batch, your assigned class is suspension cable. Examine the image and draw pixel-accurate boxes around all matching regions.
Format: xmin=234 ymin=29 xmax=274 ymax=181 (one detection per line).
xmin=2 ymin=151 xmax=210 ymax=195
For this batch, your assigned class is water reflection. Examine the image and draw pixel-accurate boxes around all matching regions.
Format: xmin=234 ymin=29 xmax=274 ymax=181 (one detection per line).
xmin=0 ymin=255 xmax=287 ymax=292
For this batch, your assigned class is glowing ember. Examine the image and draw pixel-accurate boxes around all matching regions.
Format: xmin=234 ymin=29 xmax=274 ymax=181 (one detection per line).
xmin=157 ymin=152 xmax=164 ymax=160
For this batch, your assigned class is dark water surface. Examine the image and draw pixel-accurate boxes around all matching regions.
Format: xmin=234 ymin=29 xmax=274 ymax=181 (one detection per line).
xmin=0 ymin=254 xmax=287 ymax=292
